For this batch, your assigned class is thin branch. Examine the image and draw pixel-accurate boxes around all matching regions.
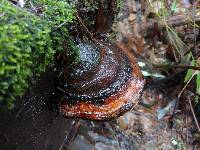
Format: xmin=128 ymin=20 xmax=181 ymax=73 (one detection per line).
xmin=59 ymin=120 xmax=81 ymax=150
xmin=56 ymin=21 xmax=68 ymax=29
xmin=154 ymin=64 xmax=200 ymax=72
xmin=178 ymin=71 xmax=198 ymax=98
xmin=142 ymin=13 xmax=200 ymax=31
xmin=29 ymin=1 xmax=37 ymax=13
xmin=188 ymin=96 xmax=200 ymax=133
xmin=76 ymin=12 xmax=112 ymax=50
xmin=76 ymin=12 xmax=95 ymax=39
xmin=57 ymin=87 xmax=66 ymax=93
xmin=186 ymin=114 xmax=189 ymax=149
xmin=173 ymin=65 xmax=200 ymax=71
xmin=131 ymin=99 xmax=140 ymax=111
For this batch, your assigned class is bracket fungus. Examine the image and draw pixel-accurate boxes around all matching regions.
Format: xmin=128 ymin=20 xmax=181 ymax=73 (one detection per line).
xmin=58 ymin=37 xmax=145 ymax=121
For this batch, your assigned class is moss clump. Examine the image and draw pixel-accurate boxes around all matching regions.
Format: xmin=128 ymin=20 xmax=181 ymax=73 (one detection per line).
xmin=117 ymin=0 xmax=123 ymax=10
xmin=0 ymin=0 xmax=54 ymax=110
xmin=0 ymin=0 xmax=121 ymax=110
xmin=39 ymin=0 xmax=79 ymax=64
xmin=40 ymin=0 xmax=75 ymax=27
xmin=41 ymin=0 xmax=76 ymax=50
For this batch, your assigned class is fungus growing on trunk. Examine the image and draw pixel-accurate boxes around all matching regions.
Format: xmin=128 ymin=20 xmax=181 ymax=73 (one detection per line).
xmin=54 ymin=0 xmax=144 ymax=121
xmin=58 ymin=37 xmax=145 ymax=120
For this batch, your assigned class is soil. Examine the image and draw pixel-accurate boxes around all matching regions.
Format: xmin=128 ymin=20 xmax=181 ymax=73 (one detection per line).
xmin=0 ymin=71 xmax=73 ymax=150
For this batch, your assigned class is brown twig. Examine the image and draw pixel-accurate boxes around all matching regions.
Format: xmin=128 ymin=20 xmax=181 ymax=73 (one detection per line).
xmin=0 ymin=134 xmax=10 ymax=142
xmin=173 ymin=65 xmax=200 ymax=71
xmin=142 ymin=13 xmax=200 ymax=31
xmin=188 ymin=96 xmax=200 ymax=133
xmin=76 ymin=12 xmax=108 ymax=48
xmin=59 ymin=120 xmax=81 ymax=150
xmin=131 ymin=99 xmax=140 ymax=111
xmin=76 ymin=13 xmax=95 ymax=39
xmin=186 ymin=114 xmax=189 ymax=149
xmin=154 ymin=64 xmax=200 ymax=72
xmin=57 ymin=87 xmax=66 ymax=93
xmin=178 ymin=71 xmax=198 ymax=98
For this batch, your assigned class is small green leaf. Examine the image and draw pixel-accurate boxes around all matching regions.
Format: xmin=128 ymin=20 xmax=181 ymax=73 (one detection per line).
xmin=0 ymin=67 xmax=5 ymax=75
xmin=184 ymin=69 xmax=194 ymax=82
xmin=171 ymin=0 xmax=178 ymax=12
xmin=4 ymin=65 xmax=17 ymax=70
xmin=184 ymin=59 xmax=195 ymax=82
xmin=196 ymin=72 xmax=200 ymax=95
xmin=8 ymin=56 xmax=18 ymax=63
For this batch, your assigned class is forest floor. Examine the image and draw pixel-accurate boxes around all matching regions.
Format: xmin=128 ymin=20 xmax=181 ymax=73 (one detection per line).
xmin=0 ymin=0 xmax=200 ymax=150
xmin=67 ymin=0 xmax=200 ymax=149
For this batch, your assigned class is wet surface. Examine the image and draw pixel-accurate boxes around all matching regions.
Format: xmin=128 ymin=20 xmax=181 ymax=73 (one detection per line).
xmin=0 ymin=71 xmax=72 ymax=150
xmin=69 ymin=121 xmax=137 ymax=150
xmin=62 ymin=38 xmax=134 ymax=102
xmin=1 ymin=0 xmax=196 ymax=149
xmin=59 ymin=38 xmax=144 ymax=120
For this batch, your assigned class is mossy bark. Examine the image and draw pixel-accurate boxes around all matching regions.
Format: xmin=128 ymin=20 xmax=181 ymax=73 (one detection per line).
xmin=0 ymin=0 xmax=53 ymax=110
xmin=0 ymin=0 xmax=123 ymax=110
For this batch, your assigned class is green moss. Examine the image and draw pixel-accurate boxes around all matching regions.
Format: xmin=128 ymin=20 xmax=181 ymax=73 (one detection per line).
xmin=0 ymin=0 xmax=53 ymax=110
xmin=39 ymin=0 xmax=79 ymax=63
xmin=40 ymin=0 xmax=75 ymax=27
xmin=0 ymin=0 xmax=79 ymax=110
xmin=77 ymin=0 xmax=98 ymax=28
xmin=0 ymin=0 xmax=121 ymax=110
xmin=117 ymin=0 xmax=123 ymax=10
